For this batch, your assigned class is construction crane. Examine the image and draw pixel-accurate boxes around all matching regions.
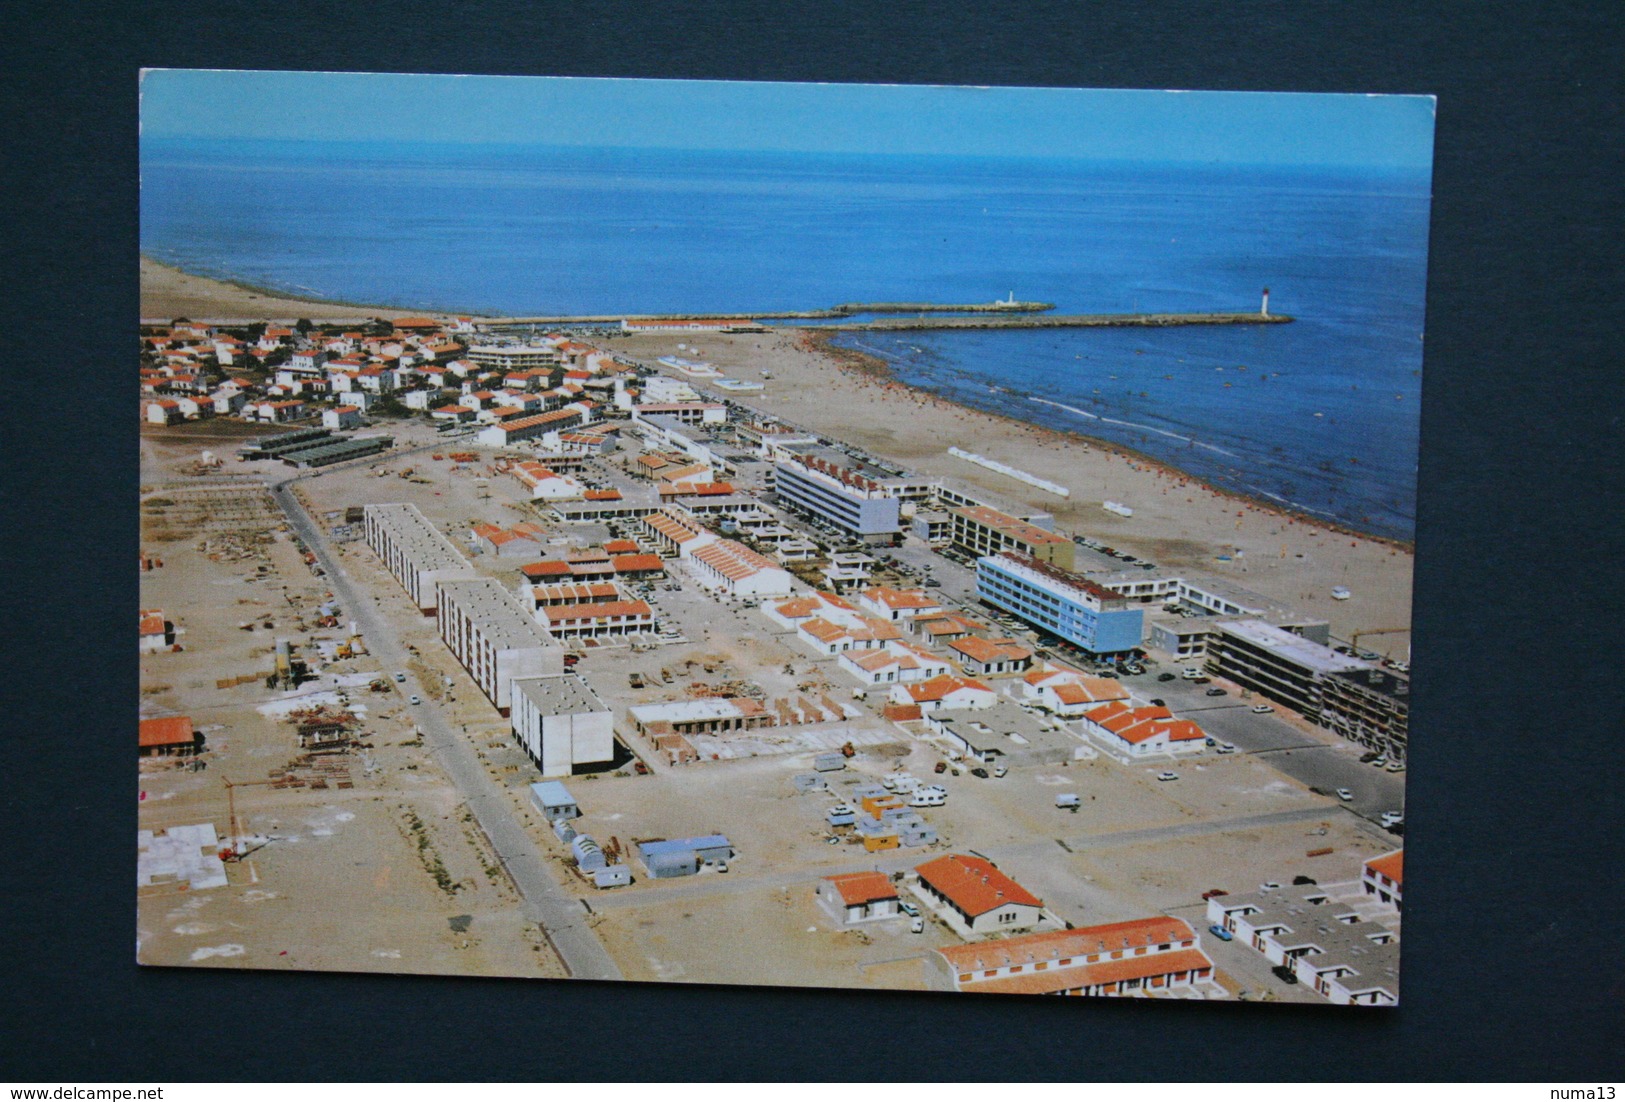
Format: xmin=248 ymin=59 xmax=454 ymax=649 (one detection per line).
xmin=221 ymin=777 xmax=276 ymax=861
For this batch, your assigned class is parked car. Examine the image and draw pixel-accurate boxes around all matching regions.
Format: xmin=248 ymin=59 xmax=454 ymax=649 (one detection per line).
xmin=1271 ymin=964 xmax=1300 ymax=985
xmin=1200 ymin=889 xmax=1229 ymax=901
xmin=933 ymin=761 xmax=948 ymax=774
xmin=970 ymin=767 xmax=989 ymax=779
xmin=393 ymin=671 xmax=407 ymax=683
xmin=992 ymin=764 xmax=1008 ymax=778
xmin=899 ymin=900 xmax=919 ymax=917
xmin=1157 ymin=672 xmax=1177 ymax=682
xmin=1380 ymin=811 xmax=1404 ymax=827
xmin=1192 ymin=676 xmax=1211 ymax=684
xmin=1205 ymin=687 xmax=1227 ymax=697
xmin=1336 ymin=788 xmax=1355 ymax=801
xmin=1156 ymin=771 xmax=1179 ymax=782
xmin=408 ymin=695 xmax=421 ymax=705
xmin=1250 ymin=704 xmax=1275 ymax=714
xmin=1216 ymin=742 xmax=1236 ymax=754
xmin=1180 ymin=668 xmax=1202 ymax=679
xmin=1385 ymin=761 xmax=1406 ymax=772
xmin=1149 ymin=698 xmax=1166 ymax=707
xmin=1207 ymin=924 xmax=1234 ymax=942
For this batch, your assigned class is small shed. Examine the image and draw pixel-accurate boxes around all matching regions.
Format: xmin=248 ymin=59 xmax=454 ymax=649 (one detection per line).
xmin=529 ymin=780 xmax=579 ymax=822
xmin=592 ymin=864 xmax=631 ymax=890
xmin=813 ymin=752 xmax=846 ymax=772
xmin=826 ymin=806 xmax=857 ymax=827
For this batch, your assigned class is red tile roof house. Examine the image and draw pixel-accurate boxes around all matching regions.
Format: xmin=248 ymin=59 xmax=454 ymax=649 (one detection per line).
xmin=932 ymin=917 xmax=1219 ymax=999
xmin=816 ymin=871 xmax=902 ymax=926
xmin=471 ymin=522 xmax=547 ymax=559
xmin=1079 ymin=700 xmax=1208 ymax=758
xmin=888 ymin=674 xmax=997 ymax=715
xmin=911 ymin=853 xmax=1046 ymax=938
xmin=948 ymin=636 xmax=1035 ymax=678
xmin=1362 ymin=850 xmax=1404 ymax=911
xmin=139 ymin=715 xmax=202 ymax=758
xmin=138 ymin=608 xmax=174 ymax=653
xmin=1022 ymin=665 xmax=1131 ymax=717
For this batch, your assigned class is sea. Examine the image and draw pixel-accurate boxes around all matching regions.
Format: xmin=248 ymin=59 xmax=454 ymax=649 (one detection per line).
xmin=140 ymin=139 xmax=1432 ymax=541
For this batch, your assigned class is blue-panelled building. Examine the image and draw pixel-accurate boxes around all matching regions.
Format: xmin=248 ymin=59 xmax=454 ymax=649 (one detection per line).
xmin=976 ymin=551 xmax=1144 ymax=657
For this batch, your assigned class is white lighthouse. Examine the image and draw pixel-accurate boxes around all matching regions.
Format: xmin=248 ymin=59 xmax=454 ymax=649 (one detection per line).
xmin=1261 ymin=287 xmax=1271 ymax=317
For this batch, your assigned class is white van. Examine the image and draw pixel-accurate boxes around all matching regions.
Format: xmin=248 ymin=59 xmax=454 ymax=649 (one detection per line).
xmin=1055 ymin=793 xmax=1081 ymax=810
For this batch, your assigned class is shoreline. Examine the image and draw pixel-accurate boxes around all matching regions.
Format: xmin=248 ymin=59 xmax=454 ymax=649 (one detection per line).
xmin=140 ymin=256 xmax=481 ymax=323
xmin=802 ymin=329 xmax=1415 ymax=554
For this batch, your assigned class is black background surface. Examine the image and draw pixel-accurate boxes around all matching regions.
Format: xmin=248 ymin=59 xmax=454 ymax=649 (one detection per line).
xmin=4 ymin=0 xmax=1622 ymax=1083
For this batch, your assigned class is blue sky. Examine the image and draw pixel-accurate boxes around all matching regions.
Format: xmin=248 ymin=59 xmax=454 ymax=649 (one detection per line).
xmin=140 ymin=70 xmax=1435 ymax=170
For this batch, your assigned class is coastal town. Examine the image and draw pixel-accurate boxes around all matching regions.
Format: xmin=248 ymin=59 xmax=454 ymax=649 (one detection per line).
xmin=138 ymin=279 xmax=1410 ymax=1004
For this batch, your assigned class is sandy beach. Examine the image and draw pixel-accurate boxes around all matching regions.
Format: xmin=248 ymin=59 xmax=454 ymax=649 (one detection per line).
xmin=600 ymin=328 xmax=1414 ymax=654
xmin=141 ymin=257 xmax=420 ymax=323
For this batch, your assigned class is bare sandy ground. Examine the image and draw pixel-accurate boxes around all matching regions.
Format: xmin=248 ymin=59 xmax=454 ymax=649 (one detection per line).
xmin=141 ymin=257 xmax=421 ymax=323
xmin=601 ymin=329 xmax=1414 ymax=652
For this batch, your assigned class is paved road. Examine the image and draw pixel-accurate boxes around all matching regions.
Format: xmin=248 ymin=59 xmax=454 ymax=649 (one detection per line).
xmin=1120 ymin=670 xmax=1407 ymax=823
xmin=270 ymin=475 xmax=622 ymax=981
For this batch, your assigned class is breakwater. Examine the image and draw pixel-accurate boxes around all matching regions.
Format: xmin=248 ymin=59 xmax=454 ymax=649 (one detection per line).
xmin=480 ymin=306 xmax=1283 ymax=331
xmin=831 ymin=311 xmax=1292 ymax=332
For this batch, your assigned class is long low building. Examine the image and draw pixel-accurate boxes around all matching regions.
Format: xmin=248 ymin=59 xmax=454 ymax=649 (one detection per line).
xmin=539 ymin=598 xmax=657 ymax=638
xmin=932 ymin=917 xmax=1220 ymax=998
xmin=435 ymin=577 xmax=564 ymax=714
xmin=509 ymin=674 xmax=615 ymax=777
xmin=1206 ymin=618 xmax=1371 ymax=718
xmin=364 ymin=503 xmax=476 ymax=614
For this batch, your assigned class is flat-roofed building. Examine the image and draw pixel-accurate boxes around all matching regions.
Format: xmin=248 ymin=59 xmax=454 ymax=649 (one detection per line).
xmin=925 ymin=699 xmax=1080 ymax=767
xmin=465 ymin=343 xmax=562 ymax=372
xmin=1148 ymin=616 xmax=1215 ymax=658
xmin=772 ymin=446 xmax=905 ymax=542
xmin=1207 ymin=885 xmax=1399 ymax=1006
xmin=435 ymin=578 xmax=564 ymax=714
xmin=509 ymin=674 xmax=615 ymax=777
xmin=629 ymin=697 xmax=772 ymax=740
xmin=1174 ymin=577 xmax=1329 ymax=643
xmin=976 ymin=551 xmax=1143 ymax=658
xmin=912 ymin=853 xmax=1044 ymax=938
xmin=950 ymin=505 xmax=1075 ymax=570
xmin=932 ymin=917 xmax=1220 ymax=998
xmin=1208 ymin=619 xmax=1370 ymax=718
xmin=1321 ymin=667 xmax=1412 ymax=764
xmin=364 ymin=503 xmax=476 ymax=614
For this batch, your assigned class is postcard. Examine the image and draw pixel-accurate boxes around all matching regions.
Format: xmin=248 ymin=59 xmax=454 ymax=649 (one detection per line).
xmin=139 ymin=71 xmax=1429 ymax=1004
